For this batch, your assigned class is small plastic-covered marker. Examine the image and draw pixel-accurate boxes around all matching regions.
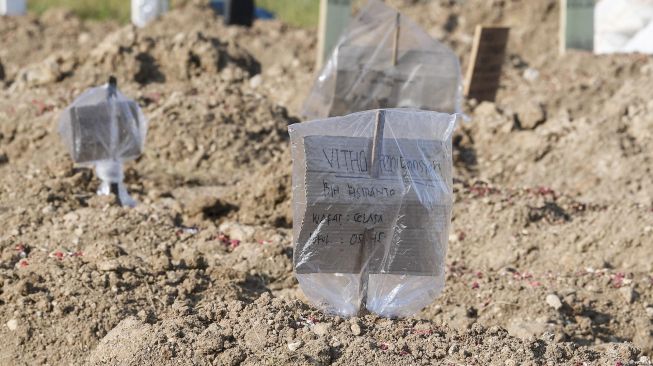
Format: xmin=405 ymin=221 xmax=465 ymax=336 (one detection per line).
xmin=59 ymin=76 xmax=148 ymax=207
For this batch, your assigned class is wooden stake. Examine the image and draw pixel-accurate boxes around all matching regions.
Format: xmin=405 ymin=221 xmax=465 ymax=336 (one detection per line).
xmin=392 ymin=13 xmax=400 ymax=67
xmin=316 ymin=0 xmax=352 ymax=71
xmin=370 ymin=110 xmax=385 ymax=179
xmin=107 ymin=76 xmax=122 ymax=206
xmin=109 ymin=183 xmax=123 ymax=206
xmin=358 ymin=109 xmax=385 ymax=313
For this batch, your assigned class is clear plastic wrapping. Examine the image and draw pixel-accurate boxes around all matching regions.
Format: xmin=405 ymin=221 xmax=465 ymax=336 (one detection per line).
xmin=302 ymin=0 xmax=462 ymax=120
xmin=132 ymin=0 xmax=169 ymax=28
xmin=59 ymin=81 xmax=148 ymax=206
xmin=595 ymin=0 xmax=653 ymax=54
xmin=289 ymin=108 xmax=456 ymax=317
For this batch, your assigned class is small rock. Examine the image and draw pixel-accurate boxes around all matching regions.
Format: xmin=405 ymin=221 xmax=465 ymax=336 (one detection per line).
xmin=219 ymin=221 xmax=256 ymax=242
xmin=466 ymin=306 xmax=478 ymax=318
xmin=63 ymin=211 xmax=80 ymax=223
xmin=0 ymin=152 xmax=8 ymax=165
xmin=313 ymin=322 xmax=331 ymax=337
xmin=244 ymin=325 xmax=267 ymax=350
xmin=6 ymin=319 xmax=18 ymax=331
xmin=505 ymin=359 xmax=517 ymax=366
xmin=249 ymin=74 xmax=262 ymax=89
xmin=507 ymin=319 xmax=546 ymax=339
xmin=546 ymin=294 xmax=563 ymax=310
xmin=474 ymin=101 xmax=497 ymax=117
xmin=522 ymin=68 xmax=539 ymax=81
xmin=645 ymin=307 xmax=653 ymax=318
xmin=448 ymin=344 xmax=459 ymax=356
xmin=350 ymin=323 xmax=362 ymax=336
xmin=78 ymin=32 xmax=91 ymax=45
xmin=619 ymin=286 xmax=637 ymax=304
xmin=515 ymin=101 xmax=546 ymax=130
xmin=287 ymin=340 xmax=303 ymax=352
xmin=197 ymin=324 xmax=225 ymax=354
xmin=97 ymin=260 xmax=121 ymax=272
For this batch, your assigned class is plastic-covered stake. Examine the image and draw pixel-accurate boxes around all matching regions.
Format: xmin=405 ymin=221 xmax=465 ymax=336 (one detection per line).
xmin=132 ymin=0 xmax=169 ymax=28
xmin=59 ymin=77 xmax=148 ymax=207
xmin=289 ymin=109 xmax=456 ymax=317
xmin=302 ymin=0 xmax=462 ymax=120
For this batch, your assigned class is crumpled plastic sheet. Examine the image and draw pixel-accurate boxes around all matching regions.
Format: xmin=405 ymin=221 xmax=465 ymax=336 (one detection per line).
xmin=302 ymin=0 xmax=462 ymax=120
xmin=595 ymin=0 xmax=653 ymax=54
xmin=59 ymin=82 xmax=148 ymax=207
xmin=289 ymin=108 xmax=457 ymax=317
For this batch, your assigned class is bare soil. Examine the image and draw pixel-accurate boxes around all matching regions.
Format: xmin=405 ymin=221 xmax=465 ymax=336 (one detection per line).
xmin=0 ymin=1 xmax=652 ymax=365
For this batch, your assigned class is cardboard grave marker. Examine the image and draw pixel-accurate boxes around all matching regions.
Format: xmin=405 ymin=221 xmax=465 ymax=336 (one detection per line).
xmin=559 ymin=0 xmax=595 ymax=54
xmin=0 ymin=0 xmax=26 ymax=16
xmin=132 ymin=0 xmax=168 ymax=28
xmin=316 ymin=0 xmax=352 ymax=70
xmin=294 ymin=110 xmax=450 ymax=313
xmin=464 ymin=25 xmax=510 ymax=103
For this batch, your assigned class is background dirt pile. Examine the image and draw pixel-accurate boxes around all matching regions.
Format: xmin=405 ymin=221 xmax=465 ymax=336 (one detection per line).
xmin=0 ymin=1 xmax=652 ymax=365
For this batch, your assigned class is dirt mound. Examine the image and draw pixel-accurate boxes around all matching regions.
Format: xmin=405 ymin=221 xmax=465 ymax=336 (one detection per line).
xmin=86 ymin=294 xmax=644 ymax=366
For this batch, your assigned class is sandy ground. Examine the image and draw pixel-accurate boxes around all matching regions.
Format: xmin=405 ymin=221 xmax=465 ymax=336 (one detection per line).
xmin=0 ymin=0 xmax=652 ymax=365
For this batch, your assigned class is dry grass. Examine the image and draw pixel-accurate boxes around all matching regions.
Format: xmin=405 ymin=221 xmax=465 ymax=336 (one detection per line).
xmin=28 ymin=0 xmax=321 ymax=27
xmin=257 ymin=0 xmax=319 ymax=28
xmin=28 ymin=0 xmax=132 ymax=22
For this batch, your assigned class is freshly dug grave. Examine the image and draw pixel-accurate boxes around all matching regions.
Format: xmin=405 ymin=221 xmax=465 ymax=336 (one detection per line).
xmin=0 ymin=1 xmax=652 ymax=365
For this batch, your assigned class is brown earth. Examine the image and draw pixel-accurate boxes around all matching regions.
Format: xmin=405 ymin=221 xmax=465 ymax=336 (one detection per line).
xmin=0 ymin=0 xmax=652 ymax=365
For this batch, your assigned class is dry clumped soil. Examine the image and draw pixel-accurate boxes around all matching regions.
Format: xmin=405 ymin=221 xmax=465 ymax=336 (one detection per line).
xmin=0 ymin=1 xmax=652 ymax=365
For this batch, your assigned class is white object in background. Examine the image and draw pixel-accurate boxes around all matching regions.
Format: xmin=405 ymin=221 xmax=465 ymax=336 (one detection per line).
xmin=131 ymin=0 xmax=168 ymax=28
xmin=595 ymin=0 xmax=653 ymax=54
xmin=0 ymin=0 xmax=27 ymax=16
xmin=624 ymin=20 xmax=653 ymax=53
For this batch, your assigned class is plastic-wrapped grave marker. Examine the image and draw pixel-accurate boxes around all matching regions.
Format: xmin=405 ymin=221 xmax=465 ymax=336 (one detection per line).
xmin=303 ymin=0 xmax=462 ymax=120
xmin=132 ymin=0 xmax=168 ymax=28
xmin=0 ymin=0 xmax=26 ymax=16
xmin=59 ymin=77 xmax=148 ymax=207
xmin=289 ymin=109 xmax=456 ymax=317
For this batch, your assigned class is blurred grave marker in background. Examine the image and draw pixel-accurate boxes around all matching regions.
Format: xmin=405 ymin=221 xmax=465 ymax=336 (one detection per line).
xmin=0 ymin=0 xmax=26 ymax=16
xmin=59 ymin=77 xmax=148 ymax=207
xmin=316 ymin=0 xmax=352 ymax=70
xmin=305 ymin=0 xmax=462 ymax=119
xmin=132 ymin=0 xmax=168 ymax=28
xmin=210 ymin=0 xmax=273 ymax=23
xmin=464 ymin=25 xmax=510 ymax=103
xmin=559 ymin=0 xmax=595 ymax=54
xmin=223 ymin=0 xmax=255 ymax=27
